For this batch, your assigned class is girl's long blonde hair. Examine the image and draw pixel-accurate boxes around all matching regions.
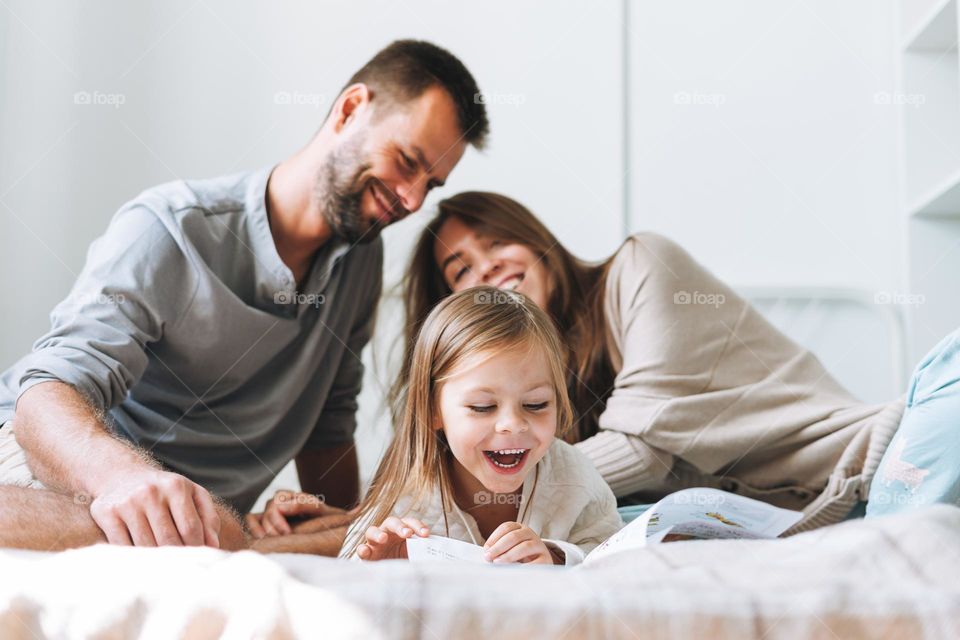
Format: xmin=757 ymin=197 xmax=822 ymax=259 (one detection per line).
xmin=343 ymin=285 xmax=573 ymax=558
xmin=392 ymin=192 xmax=617 ymax=444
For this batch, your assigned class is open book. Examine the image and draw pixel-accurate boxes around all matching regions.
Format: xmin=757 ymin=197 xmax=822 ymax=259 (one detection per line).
xmin=404 ymin=488 xmax=803 ymax=565
xmin=582 ymin=487 xmax=803 ymax=565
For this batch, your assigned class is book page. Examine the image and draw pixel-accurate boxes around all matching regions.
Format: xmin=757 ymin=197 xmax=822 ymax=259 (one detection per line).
xmin=642 ymin=488 xmax=802 ymax=539
xmin=582 ymin=512 xmax=672 ymax=566
xmin=583 ymin=488 xmax=803 ymax=565
xmin=405 ymin=535 xmax=487 ymax=564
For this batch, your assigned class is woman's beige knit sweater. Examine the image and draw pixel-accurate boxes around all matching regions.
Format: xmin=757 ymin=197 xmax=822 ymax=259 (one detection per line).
xmin=574 ymin=233 xmax=905 ymax=532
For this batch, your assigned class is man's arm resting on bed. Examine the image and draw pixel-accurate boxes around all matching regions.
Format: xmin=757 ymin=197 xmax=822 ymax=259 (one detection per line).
xmin=249 ymin=525 xmax=348 ymax=555
xmin=14 ymin=381 xmax=239 ymax=549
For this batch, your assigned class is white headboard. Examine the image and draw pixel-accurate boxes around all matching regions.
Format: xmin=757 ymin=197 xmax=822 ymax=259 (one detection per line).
xmin=738 ymin=287 xmax=907 ymax=404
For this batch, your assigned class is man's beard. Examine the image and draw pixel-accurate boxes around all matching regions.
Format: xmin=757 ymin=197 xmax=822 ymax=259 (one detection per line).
xmin=314 ymin=135 xmax=382 ymax=245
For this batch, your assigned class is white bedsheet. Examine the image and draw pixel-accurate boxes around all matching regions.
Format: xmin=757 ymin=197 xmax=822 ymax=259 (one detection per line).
xmin=2 ymin=505 xmax=959 ymax=639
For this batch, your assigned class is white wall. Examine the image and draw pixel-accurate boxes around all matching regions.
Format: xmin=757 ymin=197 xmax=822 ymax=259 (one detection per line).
xmin=626 ymin=0 xmax=906 ymax=401
xmin=628 ymin=0 xmax=901 ymax=291
xmin=0 ymin=2 xmax=153 ymax=368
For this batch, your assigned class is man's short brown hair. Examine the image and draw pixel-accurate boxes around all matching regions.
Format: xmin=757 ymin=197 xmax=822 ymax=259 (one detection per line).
xmin=342 ymin=39 xmax=489 ymax=149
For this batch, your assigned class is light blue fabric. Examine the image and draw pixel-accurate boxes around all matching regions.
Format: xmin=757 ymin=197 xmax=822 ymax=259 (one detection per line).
xmin=867 ymin=327 xmax=960 ymax=517
xmin=617 ymin=504 xmax=653 ymax=525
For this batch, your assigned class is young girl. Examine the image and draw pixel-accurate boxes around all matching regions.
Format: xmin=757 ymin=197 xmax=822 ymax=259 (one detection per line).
xmin=340 ymin=285 xmax=623 ymax=565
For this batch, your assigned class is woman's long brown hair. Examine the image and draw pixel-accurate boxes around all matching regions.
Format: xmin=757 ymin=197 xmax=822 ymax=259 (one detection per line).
xmin=342 ymin=285 xmax=573 ymax=558
xmin=392 ymin=191 xmax=618 ymax=445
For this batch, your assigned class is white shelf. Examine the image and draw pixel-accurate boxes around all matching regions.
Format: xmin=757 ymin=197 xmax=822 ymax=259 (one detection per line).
xmin=901 ymin=48 xmax=960 ymax=213
xmin=907 ymin=165 xmax=960 ymax=216
xmin=901 ymin=0 xmax=960 ymax=216
xmin=902 ymin=0 xmax=956 ymax=51
xmin=905 ymin=217 xmax=960 ymax=362
xmin=899 ymin=0 xmax=960 ymax=364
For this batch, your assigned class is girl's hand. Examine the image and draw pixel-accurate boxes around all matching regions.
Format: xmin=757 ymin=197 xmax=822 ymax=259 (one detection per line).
xmin=483 ymin=521 xmax=555 ymax=564
xmin=357 ymin=516 xmax=430 ymax=561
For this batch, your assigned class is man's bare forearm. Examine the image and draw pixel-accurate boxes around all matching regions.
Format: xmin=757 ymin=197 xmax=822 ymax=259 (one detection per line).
xmin=14 ymin=381 xmax=246 ymax=550
xmin=0 ymin=486 xmax=249 ymax=551
xmin=216 ymin=502 xmax=250 ymax=551
xmin=249 ymin=525 xmax=348 ymax=555
xmin=14 ymin=381 xmax=156 ymax=496
xmin=0 ymin=485 xmax=108 ymax=550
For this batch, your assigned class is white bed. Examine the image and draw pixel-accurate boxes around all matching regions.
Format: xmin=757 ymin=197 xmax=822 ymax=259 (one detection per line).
xmin=1 ymin=505 xmax=958 ymax=639
xmin=4 ymin=288 xmax=946 ymax=639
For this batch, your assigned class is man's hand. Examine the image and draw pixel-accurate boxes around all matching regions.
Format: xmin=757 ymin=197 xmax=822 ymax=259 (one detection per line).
xmin=482 ymin=522 xmax=555 ymax=564
xmin=14 ymin=382 xmax=225 ymax=548
xmin=89 ymin=468 xmax=221 ymax=547
xmin=244 ymin=490 xmax=356 ymax=539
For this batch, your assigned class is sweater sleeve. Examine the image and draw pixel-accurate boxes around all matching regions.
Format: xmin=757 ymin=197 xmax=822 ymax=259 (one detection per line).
xmin=15 ymin=204 xmax=198 ymax=412
xmin=575 ymin=232 xmax=750 ymax=494
xmin=543 ymin=448 xmax=624 ymax=566
xmin=575 ymin=429 xmax=676 ymax=497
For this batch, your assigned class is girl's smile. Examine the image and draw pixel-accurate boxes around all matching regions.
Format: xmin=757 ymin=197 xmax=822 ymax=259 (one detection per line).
xmin=482 ymin=448 xmax=530 ymax=474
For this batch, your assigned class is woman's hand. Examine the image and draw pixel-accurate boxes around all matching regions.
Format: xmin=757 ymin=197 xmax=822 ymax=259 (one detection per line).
xmin=357 ymin=516 xmax=430 ymax=561
xmin=483 ymin=521 xmax=556 ymax=564
xmin=244 ymin=490 xmax=353 ymax=539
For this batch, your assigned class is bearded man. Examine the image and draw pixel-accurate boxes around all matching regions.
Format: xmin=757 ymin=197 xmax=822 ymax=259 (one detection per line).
xmin=0 ymin=39 xmax=488 ymax=554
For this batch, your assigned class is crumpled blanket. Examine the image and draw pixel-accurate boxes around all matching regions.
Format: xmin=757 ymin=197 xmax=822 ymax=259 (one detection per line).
xmin=2 ymin=505 xmax=959 ymax=639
